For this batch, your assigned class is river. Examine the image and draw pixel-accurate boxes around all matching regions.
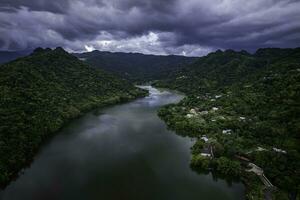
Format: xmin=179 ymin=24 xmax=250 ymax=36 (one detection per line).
xmin=0 ymin=86 xmax=244 ymax=200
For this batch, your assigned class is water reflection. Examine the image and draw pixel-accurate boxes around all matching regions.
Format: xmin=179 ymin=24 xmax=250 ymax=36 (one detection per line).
xmin=1 ymin=86 xmax=244 ymax=200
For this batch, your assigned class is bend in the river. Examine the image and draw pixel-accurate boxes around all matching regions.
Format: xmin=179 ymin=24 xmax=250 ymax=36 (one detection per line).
xmin=0 ymin=86 xmax=244 ymax=200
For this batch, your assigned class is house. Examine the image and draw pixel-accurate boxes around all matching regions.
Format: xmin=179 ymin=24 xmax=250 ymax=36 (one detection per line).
xmin=201 ymin=135 xmax=209 ymax=142
xmin=239 ymin=117 xmax=246 ymax=121
xmin=200 ymin=146 xmax=212 ymax=157
xmin=257 ymin=147 xmax=267 ymax=151
xmin=176 ymin=76 xmax=187 ymax=79
xmin=186 ymin=114 xmax=193 ymax=118
xmin=222 ymin=129 xmax=232 ymax=135
xmin=199 ymin=111 xmax=209 ymax=115
xmin=273 ymin=147 xmax=287 ymax=154
xmin=190 ymin=108 xmax=198 ymax=114
xmin=212 ymin=107 xmax=219 ymax=111
xmin=200 ymin=153 xmax=211 ymax=157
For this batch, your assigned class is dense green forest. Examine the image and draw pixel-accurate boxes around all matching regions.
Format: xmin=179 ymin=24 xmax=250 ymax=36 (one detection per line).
xmin=1 ymin=47 xmax=299 ymax=199
xmin=73 ymin=50 xmax=197 ymax=82
xmin=155 ymin=48 xmax=300 ymax=199
xmin=0 ymin=47 xmax=147 ymax=186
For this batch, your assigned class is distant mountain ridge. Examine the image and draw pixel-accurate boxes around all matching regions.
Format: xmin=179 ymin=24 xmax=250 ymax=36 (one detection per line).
xmin=0 ymin=50 xmax=32 ymax=64
xmin=155 ymin=47 xmax=300 ymax=93
xmin=73 ymin=50 xmax=198 ymax=81
xmin=1 ymin=50 xmax=197 ymax=81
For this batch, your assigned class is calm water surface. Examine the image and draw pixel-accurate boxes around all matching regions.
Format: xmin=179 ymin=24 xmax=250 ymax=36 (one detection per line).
xmin=1 ymin=86 xmax=244 ymax=200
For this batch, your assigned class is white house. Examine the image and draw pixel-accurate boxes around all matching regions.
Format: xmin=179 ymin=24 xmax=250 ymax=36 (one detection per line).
xmin=273 ymin=148 xmax=287 ymax=154
xmin=257 ymin=147 xmax=267 ymax=151
xmin=222 ymin=129 xmax=232 ymax=135
xmin=201 ymin=135 xmax=209 ymax=142
xmin=239 ymin=117 xmax=246 ymax=121
xmin=199 ymin=111 xmax=209 ymax=115
xmin=190 ymin=108 xmax=198 ymax=114
xmin=186 ymin=114 xmax=193 ymax=118
xmin=200 ymin=153 xmax=211 ymax=157
xmin=212 ymin=107 xmax=219 ymax=111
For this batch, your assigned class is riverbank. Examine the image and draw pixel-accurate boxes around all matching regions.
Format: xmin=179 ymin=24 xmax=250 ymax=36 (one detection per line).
xmin=1 ymin=86 xmax=244 ymax=200
xmin=156 ymin=90 xmax=296 ymax=200
xmin=0 ymin=88 xmax=148 ymax=188
xmin=152 ymin=48 xmax=300 ymax=200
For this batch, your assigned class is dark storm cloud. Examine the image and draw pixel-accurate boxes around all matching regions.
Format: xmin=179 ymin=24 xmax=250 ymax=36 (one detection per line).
xmin=0 ymin=0 xmax=299 ymax=55
xmin=0 ymin=0 xmax=69 ymax=13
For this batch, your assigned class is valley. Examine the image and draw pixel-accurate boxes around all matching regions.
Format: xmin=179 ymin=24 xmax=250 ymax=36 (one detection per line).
xmin=1 ymin=1 xmax=299 ymax=199
xmin=0 ymin=47 xmax=299 ymax=200
xmin=0 ymin=86 xmax=245 ymax=200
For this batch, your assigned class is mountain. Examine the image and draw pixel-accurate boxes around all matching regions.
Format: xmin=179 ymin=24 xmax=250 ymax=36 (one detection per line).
xmin=155 ymin=48 xmax=300 ymax=93
xmin=73 ymin=50 xmax=197 ymax=81
xmin=155 ymin=48 xmax=300 ymax=199
xmin=0 ymin=47 xmax=147 ymax=186
xmin=0 ymin=50 xmax=32 ymax=64
xmin=153 ymin=49 xmax=260 ymax=93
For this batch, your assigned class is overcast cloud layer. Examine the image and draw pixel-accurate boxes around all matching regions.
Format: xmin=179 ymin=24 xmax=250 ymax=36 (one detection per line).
xmin=0 ymin=0 xmax=299 ymax=56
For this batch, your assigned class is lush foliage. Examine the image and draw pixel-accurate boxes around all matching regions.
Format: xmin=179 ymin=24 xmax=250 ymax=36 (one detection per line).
xmin=156 ymin=48 xmax=300 ymax=199
xmin=0 ymin=47 xmax=147 ymax=186
xmin=73 ymin=50 xmax=197 ymax=82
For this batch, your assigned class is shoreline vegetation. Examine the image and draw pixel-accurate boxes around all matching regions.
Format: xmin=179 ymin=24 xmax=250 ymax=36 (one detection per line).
xmin=154 ymin=48 xmax=300 ymax=200
xmin=0 ymin=47 xmax=148 ymax=187
xmin=0 ymin=46 xmax=299 ymax=200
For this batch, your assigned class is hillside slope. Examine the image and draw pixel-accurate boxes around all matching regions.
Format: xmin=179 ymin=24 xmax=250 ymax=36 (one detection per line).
xmin=0 ymin=47 xmax=147 ymax=186
xmin=155 ymin=48 xmax=300 ymax=93
xmin=73 ymin=50 xmax=197 ymax=81
xmin=155 ymin=48 xmax=300 ymax=199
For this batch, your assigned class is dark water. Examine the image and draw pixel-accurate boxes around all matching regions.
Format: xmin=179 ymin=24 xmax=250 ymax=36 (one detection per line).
xmin=0 ymin=86 xmax=244 ymax=200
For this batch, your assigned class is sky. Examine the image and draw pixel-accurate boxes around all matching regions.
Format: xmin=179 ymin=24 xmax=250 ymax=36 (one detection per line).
xmin=0 ymin=0 xmax=299 ymax=56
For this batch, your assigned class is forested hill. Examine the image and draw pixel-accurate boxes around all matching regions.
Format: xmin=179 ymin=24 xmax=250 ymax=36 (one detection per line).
xmin=73 ymin=50 xmax=197 ymax=81
xmin=155 ymin=48 xmax=300 ymax=199
xmin=155 ymin=48 xmax=300 ymax=94
xmin=0 ymin=47 xmax=147 ymax=186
